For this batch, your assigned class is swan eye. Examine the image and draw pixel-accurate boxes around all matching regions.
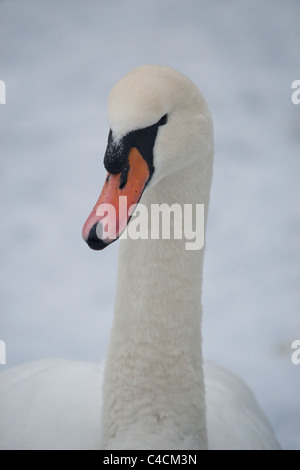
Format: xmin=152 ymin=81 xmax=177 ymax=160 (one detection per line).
xmin=157 ymin=114 xmax=168 ymax=126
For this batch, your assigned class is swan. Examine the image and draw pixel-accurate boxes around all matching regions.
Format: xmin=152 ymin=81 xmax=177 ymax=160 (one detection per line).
xmin=0 ymin=65 xmax=280 ymax=450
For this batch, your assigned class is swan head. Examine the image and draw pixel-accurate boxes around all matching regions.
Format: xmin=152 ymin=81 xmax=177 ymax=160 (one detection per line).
xmin=82 ymin=65 xmax=213 ymax=250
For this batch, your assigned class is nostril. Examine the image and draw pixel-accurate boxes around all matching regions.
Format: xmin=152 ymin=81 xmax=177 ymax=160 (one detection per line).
xmin=86 ymin=223 xmax=108 ymax=251
xmin=119 ymin=166 xmax=129 ymax=189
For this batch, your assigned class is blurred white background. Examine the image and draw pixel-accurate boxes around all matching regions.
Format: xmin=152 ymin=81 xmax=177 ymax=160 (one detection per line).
xmin=0 ymin=0 xmax=299 ymax=449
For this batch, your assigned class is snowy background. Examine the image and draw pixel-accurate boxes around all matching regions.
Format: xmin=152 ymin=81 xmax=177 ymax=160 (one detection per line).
xmin=0 ymin=0 xmax=299 ymax=449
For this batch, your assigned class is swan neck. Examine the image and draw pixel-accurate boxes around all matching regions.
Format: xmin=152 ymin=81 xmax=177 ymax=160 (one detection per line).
xmin=101 ymin=160 xmax=211 ymax=450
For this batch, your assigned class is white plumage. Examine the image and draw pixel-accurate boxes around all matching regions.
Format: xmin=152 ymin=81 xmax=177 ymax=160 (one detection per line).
xmin=0 ymin=66 xmax=280 ymax=450
xmin=0 ymin=359 xmax=279 ymax=450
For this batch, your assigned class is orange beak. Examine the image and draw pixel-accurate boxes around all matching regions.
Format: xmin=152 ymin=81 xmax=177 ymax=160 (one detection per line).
xmin=82 ymin=147 xmax=150 ymax=250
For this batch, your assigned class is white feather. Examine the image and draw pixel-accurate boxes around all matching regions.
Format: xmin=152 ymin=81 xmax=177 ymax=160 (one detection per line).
xmin=0 ymin=359 xmax=279 ymax=450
